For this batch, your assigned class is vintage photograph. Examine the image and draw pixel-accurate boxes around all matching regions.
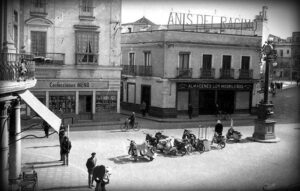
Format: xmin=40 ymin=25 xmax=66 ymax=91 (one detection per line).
xmin=0 ymin=0 xmax=299 ymax=190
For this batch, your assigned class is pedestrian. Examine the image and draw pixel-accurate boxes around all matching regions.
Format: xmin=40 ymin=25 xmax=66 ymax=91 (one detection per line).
xmin=59 ymin=124 xmax=65 ymax=161
xmin=86 ymin=152 xmax=97 ymax=188
xmin=128 ymin=112 xmax=136 ymax=128
xmin=42 ymin=120 xmax=50 ymax=138
xmin=61 ymin=136 xmax=72 ymax=165
xmin=18 ymin=58 xmax=27 ymax=81
xmin=214 ymin=120 xmax=223 ymax=136
xmin=188 ymin=103 xmax=193 ymax=119
xmin=93 ymin=165 xmax=110 ymax=191
xmin=140 ymin=101 xmax=146 ymax=117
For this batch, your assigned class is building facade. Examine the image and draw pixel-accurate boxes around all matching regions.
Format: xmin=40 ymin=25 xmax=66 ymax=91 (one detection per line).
xmin=20 ymin=0 xmax=122 ymax=122
xmin=121 ymin=9 xmax=266 ymax=118
xmin=291 ymin=32 xmax=300 ymax=80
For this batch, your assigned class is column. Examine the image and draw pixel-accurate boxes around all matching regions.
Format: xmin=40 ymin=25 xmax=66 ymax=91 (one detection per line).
xmin=46 ymin=91 xmax=49 ymax=108
xmin=9 ymin=99 xmax=21 ymax=182
xmin=0 ymin=101 xmax=11 ymax=191
xmin=92 ymin=90 xmax=96 ymax=120
xmin=75 ymin=91 xmax=79 ymax=115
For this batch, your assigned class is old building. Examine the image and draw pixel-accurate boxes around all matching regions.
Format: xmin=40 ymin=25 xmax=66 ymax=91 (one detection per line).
xmin=291 ymin=32 xmax=300 ymax=80
xmin=121 ymin=8 xmax=267 ymax=118
xmin=21 ymin=0 xmax=122 ymax=122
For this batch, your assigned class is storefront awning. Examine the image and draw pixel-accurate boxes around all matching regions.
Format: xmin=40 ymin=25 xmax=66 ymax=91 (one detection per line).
xmin=18 ymin=90 xmax=61 ymax=132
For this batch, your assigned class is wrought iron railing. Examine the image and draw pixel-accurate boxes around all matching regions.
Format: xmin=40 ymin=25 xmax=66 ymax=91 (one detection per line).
xmin=138 ymin=65 xmax=152 ymax=76
xmin=122 ymin=65 xmax=137 ymax=76
xmin=239 ymin=69 xmax=253 ymax=79
xmin=200 ymin=68 xmax=215 ymax=78
xmin=76 ymin=53 xmax=98 ymax=65
xmin=220 ymin=68 xmax=234 ymax=79
xmin=177 ymin=68 xmax=193 ymax=78
xmin=30 ymin=52 xmax=65 ymax=65
xmin=0 ymin=53 xmax=35 ymax=81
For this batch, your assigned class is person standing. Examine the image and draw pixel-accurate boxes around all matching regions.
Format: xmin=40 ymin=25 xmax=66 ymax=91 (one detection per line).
xmin=61 ymin=136 xmax=72 ymax=165
xmin=140 ymin=101 xmax=146 ymax=117
xmin=128 ymin=112 xmax=136 ymax=128
xmin=214 ymin=120 xmax=223 ymax=136
xmin=59 ymin=125 xmax=65 ymax=161
xmin=188 ymin=104 xmax=193 ymax=119
xmin=86 ymin=152 xmax=97 ymax=188
xmin=42 ymin=120 xmax=50 ymax=138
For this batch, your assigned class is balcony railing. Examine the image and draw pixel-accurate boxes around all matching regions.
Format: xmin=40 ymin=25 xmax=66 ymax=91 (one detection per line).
xmin=138 ymin=66 xmax=152 ymax=76
xmin=200 ymin=68 xmax=215 ymax=79
xmin=122 ymin=65 xmax=137 ymax=76
xmin=239 ymin=69 xmax=253 ymax=79
xmin=0 ymin=53 xmax=35 ymax=81
xmin=220 ymin=68 xmax=234 ymax=79
xmin=30 ymin=52 xmax=65 ymax=65
xmin=76 ymin=53 xmax=98 ymax=65
xmin=177 ymin=68 xmax=193 ymax=78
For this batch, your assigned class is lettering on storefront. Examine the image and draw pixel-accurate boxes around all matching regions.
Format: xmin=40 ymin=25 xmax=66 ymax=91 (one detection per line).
xmin=32 ymin=80 xmax=108 ymax=89
xmin=177 ymin=83 xmax=252 ymax=90
xmin=50 ymin=82 xmax=90 ymax=88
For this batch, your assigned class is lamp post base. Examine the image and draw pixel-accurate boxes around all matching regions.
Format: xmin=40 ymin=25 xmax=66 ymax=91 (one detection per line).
xmin=252 ymin=104 xmax=280 ymax=143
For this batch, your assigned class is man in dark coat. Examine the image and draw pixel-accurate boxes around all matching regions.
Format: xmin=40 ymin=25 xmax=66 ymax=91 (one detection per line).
xmin=215 ymin=120 xmax=223 ymax=136
xmin=61 ymin=136 xmax=72 ymax=165
xmin=42 ymin=120 xmax=50 ymax=138
xmin=86 ymin=152 xmax=97 ymax=188
xmin=59 ymin=125 xmax=65 ymax=161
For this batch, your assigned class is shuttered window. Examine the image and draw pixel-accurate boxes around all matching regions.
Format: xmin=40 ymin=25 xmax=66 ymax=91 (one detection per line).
xmin=31 ymin=31 xmax=46 ymax=56
xmin=75 ymin=31 xmax=99 ymax=64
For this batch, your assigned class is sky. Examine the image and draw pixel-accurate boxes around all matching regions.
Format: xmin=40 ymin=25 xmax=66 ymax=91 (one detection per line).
xmin=122 ymin=0 xmax=300 ymax=40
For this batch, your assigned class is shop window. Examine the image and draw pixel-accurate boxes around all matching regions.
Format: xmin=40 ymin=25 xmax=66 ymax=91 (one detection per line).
xmin=75 ymin=31 xmax=99 ymax=64
xmin=96 ymin=91 xmax=117 ymax=113
xmin=49 ymin=94 xmax=75 ymax=114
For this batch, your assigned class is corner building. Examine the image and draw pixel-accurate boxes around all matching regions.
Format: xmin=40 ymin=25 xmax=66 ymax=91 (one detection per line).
xmin=121 ymin=9 xmax=267 ymax=118
xmin=22 ymin=0 xmax=122 ymax=122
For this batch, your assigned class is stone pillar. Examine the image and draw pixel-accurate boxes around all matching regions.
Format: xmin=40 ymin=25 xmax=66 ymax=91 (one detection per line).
xmin=9 ymin=99 xmax=22 ymax=181
xmin=0 ymin=101 xmax=11 ymax=191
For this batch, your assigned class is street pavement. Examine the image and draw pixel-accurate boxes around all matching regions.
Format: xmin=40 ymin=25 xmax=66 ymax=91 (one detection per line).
xmin=18 ymin=84 xmax=300 ymax=191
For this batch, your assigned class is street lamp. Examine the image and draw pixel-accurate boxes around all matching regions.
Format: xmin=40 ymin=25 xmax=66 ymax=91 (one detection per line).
xmin=252 ymin=38 xmax=280 ymax=142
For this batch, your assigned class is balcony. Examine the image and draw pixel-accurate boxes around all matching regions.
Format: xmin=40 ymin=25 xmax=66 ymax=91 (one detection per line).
xmin=0 ymin=53 xmax=36 ymax=94
xmin=177 ymin=68 xmax=193 ymax=78
xmin=239 ymin=69 xmax=253 ymax=79
xmin=30 ymin=1 xmax=47 ymax=17
xmin=30 ymin=53 xmax=65 ymax=65
xmin=200 ymin=68 xmax=215 ymax=79
xmin=138 ymin=66 xmax=152 ymax=76
xmin=220 ymin=68 xmax=234 ymax=79
xmin=122 ymin=65 xmax=137 ymax=76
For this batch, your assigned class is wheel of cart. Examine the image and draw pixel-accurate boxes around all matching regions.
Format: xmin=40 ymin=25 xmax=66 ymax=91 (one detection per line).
xmin=218 ymin=141 xmax=226 ymax=149
xmin=195 ymin=139 xmax=205 ymax=153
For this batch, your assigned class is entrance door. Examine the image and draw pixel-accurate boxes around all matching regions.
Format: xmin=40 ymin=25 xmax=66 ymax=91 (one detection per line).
xmin=141 ymin=85 xmax=151 ymax=112
xmin=79 ymin=93 xmax=92 ymax=120
xmin=217 ymin=91 xmax=235 ymax=114
xmin=198 ymin=90 xmax=215 ymax=114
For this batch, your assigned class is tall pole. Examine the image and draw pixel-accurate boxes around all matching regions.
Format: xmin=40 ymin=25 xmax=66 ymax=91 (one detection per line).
xmin=264 ymin=56 xmax=270 ymax=104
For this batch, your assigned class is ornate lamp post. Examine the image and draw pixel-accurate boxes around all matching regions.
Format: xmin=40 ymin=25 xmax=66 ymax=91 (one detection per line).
xmin=253 ymin=38 xmax=280 ymax=142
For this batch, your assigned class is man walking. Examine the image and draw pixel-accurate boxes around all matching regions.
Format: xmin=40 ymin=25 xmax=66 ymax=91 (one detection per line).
xmin=42 ymin=120 xmax=50 ymax=138
xmin=86 ymin=152 xmax=97 ymax=188
xmin=61 ymin=136 xmax=72 ymax=165
xmin=59 ymin=125 xmax=65 ymax=161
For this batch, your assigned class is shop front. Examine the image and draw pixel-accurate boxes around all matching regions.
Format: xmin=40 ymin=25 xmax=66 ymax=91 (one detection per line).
xmin=27 ymin=79 xmax=119 ymax=122
xmin=177 ymin=81 xmax=254 ymax=115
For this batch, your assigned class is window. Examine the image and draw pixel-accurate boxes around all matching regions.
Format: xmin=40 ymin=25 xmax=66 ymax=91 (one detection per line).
xmin=280 ymin=50 xmax=283 ymax=57
xmin=129 ymin=52 xmax=135 ymax=65
xmin=31 ymin=31 xmax=46 ymax=56
xmin=144 ymin=51 xmax=151 ymax=66
xmin=13 ymin=11 xmax=18 ymax=50
xmin=75 ymin=31 xmax=99 ymax=64
xmin=96 ymin=91 xmax=117 ymax=113
xmin=203 ymin=55 xmax=212 ymax=69
xmin=31 ymin=0 xmax=46 ymax=14
xmin=222 ymin=55 xmax=231 ymax=69
xmin=179 ymin=52 xmax=190 ymax=69
xmin=287 ymin=49 xmax=290 ymax=54
xmin=49 ymin=93 xmax=76 ymax=114
xmin=241 ymin=56 xmax=250 ymax=69
xmin=80 ymin=0 xmax=94 ymax=17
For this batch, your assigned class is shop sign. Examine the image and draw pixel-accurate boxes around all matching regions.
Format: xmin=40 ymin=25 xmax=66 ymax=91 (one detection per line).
xmin=33 ymin=80 xmax=109 ymax=89
xmin=177 ymin=83 xmax=252 ymax=90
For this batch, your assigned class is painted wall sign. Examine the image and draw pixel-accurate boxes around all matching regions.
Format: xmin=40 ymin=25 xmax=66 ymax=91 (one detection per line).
xmin=167 ymin=11 xmax=258 ymax=31
xmin=177 ymin=82 xmax=253 ymax=90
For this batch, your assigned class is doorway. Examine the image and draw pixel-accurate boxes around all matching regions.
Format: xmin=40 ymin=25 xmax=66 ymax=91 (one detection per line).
xmin=217 ymin=90 xmax=235 ymax=114
xmin=198 ymin=90 xmax=215 ymax=114
xmin=79 ymin=92 xmax=92 ymax=120
xmin=141 ymin=85 xmax=151 ymax=113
